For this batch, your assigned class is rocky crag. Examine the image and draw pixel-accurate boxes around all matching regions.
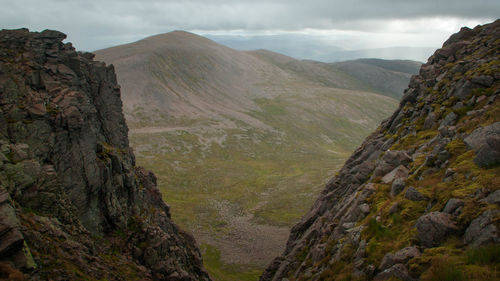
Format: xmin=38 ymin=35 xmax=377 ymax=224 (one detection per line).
xmin=261 ymin=20 xmax=500 ymax=280
xmin=0 ymin=29 xmax=210 ymax=280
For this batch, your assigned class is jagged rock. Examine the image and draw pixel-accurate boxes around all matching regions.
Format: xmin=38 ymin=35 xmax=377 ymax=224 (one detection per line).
xmin=464 ymin=209 xmax=500 ymax=247
xmin=0 ymin=28 xmax=210 ymax=280
xmin=439 ymin=112 xmax=458 ymax=127
xmin=391 ymin=178 xmax=406 ymax=196
xmin=0 ymin=189 xmax=26 ymax=268
xmin=464 ymin=122 xmax=500 ymax=167
xmin=416 ymin=212 xmax=459 ymax=248
xmin=481 ymin=190 xmax=500 ymax=205
xmin=442 ymin=198 xmax=464 ymax=215
xmin=374 ymin=151 xmax=412 ymax=177
xmin=404 ymin=187 xmax=427 ymax=201
xmin=423 ymin=112 xmax=436 ymax=129
xmin=379 ymin=246 xmax=421 ymax=271
xmin=381 ymin=165 xmax=409 ymax=184
xmin=471 ymin=75 xmax=494 ymax=87
xmin=374 ymin=263 xmax=415 ymax=281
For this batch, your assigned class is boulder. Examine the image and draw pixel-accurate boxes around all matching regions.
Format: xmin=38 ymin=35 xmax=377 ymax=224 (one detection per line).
xmin=442 ymin=198 xmax=464 ymax=215
xmin=464 ymin=209 xmax=500 ymax=247
xmin=381 ymin=165 xmax=409 ymax=184
xmin=374 ymin=263 xmax=415 ymax=281
xmin=391 ymin=178 xmax=406 ymax=196
xmin=373 ymin=151 xmax=412 ymax=177
xmin=439 ymin=112 xmax=457 ymax=127
xmin=416 ymin=212 xmax=459 ymax=248
xmin=464 ymin=122 xmax=500 ymax=167
xmin=404 ymin=187 xmax=427 ymax=201
xmin=481 ymin=190 xmax=500 ymax=205
xmin=471 ymin=75 xmax=494 ymax=87
xmin=379 ymin=246 xmax=421 ymax=271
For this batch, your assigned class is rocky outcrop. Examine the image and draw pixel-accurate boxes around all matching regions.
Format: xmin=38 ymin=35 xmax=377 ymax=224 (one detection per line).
xmin=0 ymin=29 xmax=210 ymax=280
xmin=261 ymin=20 xmax=500 ymax=281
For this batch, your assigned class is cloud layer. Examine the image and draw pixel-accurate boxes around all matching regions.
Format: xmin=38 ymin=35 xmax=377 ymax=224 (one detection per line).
xmin=1 ymin=0 xmax=498 ymax=51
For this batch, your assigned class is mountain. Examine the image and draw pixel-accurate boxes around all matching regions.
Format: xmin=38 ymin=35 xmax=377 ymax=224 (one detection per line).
xmin=94 ymin=32 xmax=414 ymax=280
xmin=205 ymin=34 xmax=435 ymax=62
xmin=261 ymin=20 xmax=500 ymax=281
xmin=327 ymin=59 xmax=422 ymax=99
xmin=0 ymin=29 xmax=210 ymax=280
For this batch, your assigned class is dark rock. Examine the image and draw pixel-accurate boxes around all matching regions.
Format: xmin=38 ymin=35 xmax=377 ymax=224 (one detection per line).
xmin=416 ymin=212 xmax=459 ymax=248
xmin=391 ymin=178 xmax=406 ymax=196
xmin=374 ymin=263 xmax=415 ymax=281
xmin=439 ymin=112 xmax=458 ymax=127
xmin=423 ymin=112 xmax=436 ymax=130
xmin=464 ymin=122 xmax=500 ymax=167
xmin=373 ymin=151 xmax=412 ymax=177
xmin=382 ymin=165 xmax=409 ymax=184
xmin=405 ymin=187 xmax=427 ymax=201
xmin=471 ymin=75 xmax=494 ymax=87
xmin=442 ymin=198 xmax=464 ymax=215
xmin=481 ymin=190 xmax=500 ymax=205
xmin=379 ymin=246 xmax=421 ymax=271
xmin=464 ymin=209 xmax=500 ymax=247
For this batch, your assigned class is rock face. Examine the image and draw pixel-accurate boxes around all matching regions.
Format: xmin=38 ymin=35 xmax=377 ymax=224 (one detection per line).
xmin=0 ymin=29 xmax=210 ymax=280
xmin=261 ymin=20 xmax=500 ymax=281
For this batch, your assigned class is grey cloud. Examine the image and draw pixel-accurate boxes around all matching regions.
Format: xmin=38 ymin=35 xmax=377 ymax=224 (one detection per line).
xmin=0 ymin=0 xmax=498 ymax=50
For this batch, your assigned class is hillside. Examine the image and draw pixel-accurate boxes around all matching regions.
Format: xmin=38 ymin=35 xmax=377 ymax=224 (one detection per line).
xmin=328 ymin=58 xmax=422 ymax=99
xmin=94 ymin=32 xmax=411 ymax=280
xmin=261 ymin=20 xmax=500 ymax=281
xmin=0 ymin=29 xmax=209 ymax=280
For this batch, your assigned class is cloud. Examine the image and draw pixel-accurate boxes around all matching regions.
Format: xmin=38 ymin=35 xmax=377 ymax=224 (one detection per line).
xmin=0 ymin=0 xmax=498 ymax=51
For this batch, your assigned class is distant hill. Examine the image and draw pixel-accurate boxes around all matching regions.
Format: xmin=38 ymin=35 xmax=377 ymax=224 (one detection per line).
xmin=206 ymin=33 xmax=434 ymax=62
xmin=95 ymin=31 xmax=413 ymax=280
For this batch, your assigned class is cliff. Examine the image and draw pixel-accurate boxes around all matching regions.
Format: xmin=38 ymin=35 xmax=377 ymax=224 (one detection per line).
xmin=261 ymin=20 xmax=500 ymax=281
xmin=0 ymin=29 xmax=210 ymax=280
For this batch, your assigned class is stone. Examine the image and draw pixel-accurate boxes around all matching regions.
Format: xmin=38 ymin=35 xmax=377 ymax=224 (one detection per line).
xmin=389 ymin=202 xmax=400 ymax=215
xmin=464 ymin=122 xmax=500 ymax=167
xmin=404 ymin=187 xmax=427 ymax=201
xmin=416 ymin=212 xmax=459 ymax=248
xmin=379 ymin=246 xmax=421 ymax=271
xmin=464 ymin=209 xmax=500 ymax=247
xmin=391 ymin=178 xmax=405 ymax=196
xmin=423 ymin=112 xmax=436 ymax=130
xmin=481 ymin=190 xmax=500 ymax=205
xmin=374 ymin=263 xmax=415 ymax=281
xmin=359 ymin=203 xmax=370 ymax=214
xmin=442 ymin=198 xmax=464 ymax=215
xmin=10 ymin=143 xmax=30 ymax=163
xmin=373 ymin=151 xmax=412 ymax=177
xmin=381 ymin=165 xmax=409 ymax=184
xmin=439 ymin=112 xmax=458 ymax=127
xmin=471 ymin=75 xmax=494 ymax=87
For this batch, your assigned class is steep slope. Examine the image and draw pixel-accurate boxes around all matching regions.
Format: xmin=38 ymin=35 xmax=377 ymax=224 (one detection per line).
xmin=261 ymin=20 xmax=500 ymax=281
xmin=94 ymin=32 xmax=408 ymax=280
xmin=0 ymin=29 xmax=210 ymax=280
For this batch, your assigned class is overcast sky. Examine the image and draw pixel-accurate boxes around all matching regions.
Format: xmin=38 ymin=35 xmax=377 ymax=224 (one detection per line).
xmin=1 ymin=0 xmax=499 ymax=51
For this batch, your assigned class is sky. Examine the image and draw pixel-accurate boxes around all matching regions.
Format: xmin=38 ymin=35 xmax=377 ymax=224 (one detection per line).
xmin=1 ymin=0 xmax=499 ymax=52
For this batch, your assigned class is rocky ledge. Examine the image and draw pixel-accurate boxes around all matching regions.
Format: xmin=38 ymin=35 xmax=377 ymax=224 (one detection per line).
xmin=0 ymin=29 xmax=210 ymax=280
xmin=261 ymin=20 xmax=500 ymax=281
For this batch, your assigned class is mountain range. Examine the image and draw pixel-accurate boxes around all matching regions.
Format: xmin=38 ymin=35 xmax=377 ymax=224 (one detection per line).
xmin=95 ymin=31 xmax=419 ymax=280
xmin=205 ymin=34 xmax=435 ymax=62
